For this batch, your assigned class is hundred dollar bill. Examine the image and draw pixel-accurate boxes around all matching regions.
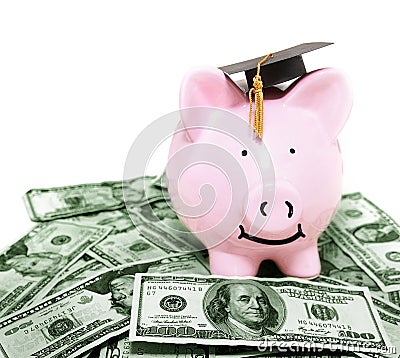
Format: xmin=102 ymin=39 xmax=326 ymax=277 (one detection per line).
xmin=316 ymin=275 xmax=399 ymax=358
xmin=23 ymin=176 xmax=166 ymax=222
xmin=0 ymin=221 xmax=111 ymax=316
xmin=319 ymin=233 xmax=400 ymax=307
xmin=0 ymin=253 xmax=209 ymax=358
xmin=96 ymin=332 xmax=215 ymax=358
xmin=130 ymin=274 xmax=390 ymax=354
xmin=65 ymin=208 xmax=202 ymax=267
xmin=325 ymin=193 xmax=400 ymax=292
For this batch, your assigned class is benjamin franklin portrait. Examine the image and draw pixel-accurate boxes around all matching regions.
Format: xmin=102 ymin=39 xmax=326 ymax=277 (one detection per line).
xmin=204 ymin=280 xmax=286 ymax=340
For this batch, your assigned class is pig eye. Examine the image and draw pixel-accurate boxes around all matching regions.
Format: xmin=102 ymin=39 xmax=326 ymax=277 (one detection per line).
xmin=241 ymin=150 xmax=248 ymax=156
xmin=289 ymin=148 xmax=296 ymax=154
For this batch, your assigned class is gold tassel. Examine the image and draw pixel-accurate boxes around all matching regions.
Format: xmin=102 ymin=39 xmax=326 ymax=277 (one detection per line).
xmin=248 ymin=53 xmax=273 ymax=138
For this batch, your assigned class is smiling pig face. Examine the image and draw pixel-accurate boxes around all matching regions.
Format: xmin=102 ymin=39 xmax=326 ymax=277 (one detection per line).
xmin=166 ymin=67 xmax=352 ymax=277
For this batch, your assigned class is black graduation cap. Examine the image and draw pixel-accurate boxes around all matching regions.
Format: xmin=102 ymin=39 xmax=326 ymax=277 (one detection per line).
xmin=219 ymin=42 xmax=333 ymax=91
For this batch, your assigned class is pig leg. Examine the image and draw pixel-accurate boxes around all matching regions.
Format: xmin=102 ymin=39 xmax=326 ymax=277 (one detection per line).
xmin=208 ymin=250 xmax=261 ymax=276
xmin=275 ymin=244 xmax=321 ymax=278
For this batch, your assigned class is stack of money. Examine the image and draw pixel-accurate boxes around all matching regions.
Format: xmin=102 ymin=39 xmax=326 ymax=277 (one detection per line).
xmin=0 ymin=177 xmax=398 ymax=358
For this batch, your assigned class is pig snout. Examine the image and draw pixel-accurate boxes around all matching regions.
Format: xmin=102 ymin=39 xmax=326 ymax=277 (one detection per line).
xmin=243 ymin=180 xmax=303 ymax=237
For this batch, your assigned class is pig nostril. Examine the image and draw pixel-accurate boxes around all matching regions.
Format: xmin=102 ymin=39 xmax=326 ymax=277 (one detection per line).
xmin=260 ymin=201 xmax=268 ymax=216
xmin=285 ymin=201 xmax=293 ymax=218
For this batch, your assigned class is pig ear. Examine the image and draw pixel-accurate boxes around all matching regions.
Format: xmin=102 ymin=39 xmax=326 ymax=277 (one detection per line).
xmin=284 ymin=68 xmax=353 ymax=140
xmin=179 ymin=67 xmax=246 ymax=142
xmin=180 ymin=66 xmax=246 ymax=109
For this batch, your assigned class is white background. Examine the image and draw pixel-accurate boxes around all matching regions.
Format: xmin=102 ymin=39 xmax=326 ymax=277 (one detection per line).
xmin=0 ymin=1 xmax=399 ymax=249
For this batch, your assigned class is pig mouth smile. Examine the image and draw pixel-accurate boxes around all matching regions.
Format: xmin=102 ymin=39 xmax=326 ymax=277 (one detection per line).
xmin=238 ymin=224 xmax=305 ymax=245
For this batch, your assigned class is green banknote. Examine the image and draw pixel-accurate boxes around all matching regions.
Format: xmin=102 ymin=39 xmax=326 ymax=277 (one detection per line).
xmin=316 ymin=275 xmax=399 ymax=358
xmin=150 ymin=171 xmax=168 ymax=190
xmin=325 ymin=193 xmax=400 ymax=292
xmin=371 ymin=296 xmax=400 ymax=358
xmin=64 ymin=207 xmax=202 ymax=267
xmin=0 ymin=221 xmax=111 ymax=316
xmin=23 ymin=176 xmax=166 ymax=222
xmin=43 ymin=254 xmax=109 ymax=298
xmin=0 ymin=254 xmax=209 ymax=358
xmin=319 ymin=233 xmax=400 ymax=307
xmin=130 ymin=274 xmax=390 ymax=354
xmin=125 ymin=199 xmax=205 ymax=252
xmin=65 ymin=209 xmax=175 ymax=267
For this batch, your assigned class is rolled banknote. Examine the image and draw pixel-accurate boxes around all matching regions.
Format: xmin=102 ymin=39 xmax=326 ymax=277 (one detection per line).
xmin=129 ymin=274 xmax=390 ymax=354
xmin=0 ymin=221 xmax=111 ymax=317
xmin=0 ymin=254 xmax=209 ymax=358
xmin=23 ymin=176 xmax=166 ymax=222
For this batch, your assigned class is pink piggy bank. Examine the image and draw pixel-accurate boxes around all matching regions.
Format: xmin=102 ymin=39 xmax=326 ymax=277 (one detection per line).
xmin=166 ymin=67 xmax=352 ymax=277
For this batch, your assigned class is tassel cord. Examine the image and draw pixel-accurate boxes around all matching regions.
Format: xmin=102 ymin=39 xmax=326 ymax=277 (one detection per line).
xmin=248 ymin=53 xmax=273 ymax=139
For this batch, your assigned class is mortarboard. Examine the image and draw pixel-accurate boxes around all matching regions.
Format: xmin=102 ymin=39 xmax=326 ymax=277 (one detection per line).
xmin=219 ymin=42 xmax=333 ymax=139
xmin=219 ymin=42 xmax=333 ymax=92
